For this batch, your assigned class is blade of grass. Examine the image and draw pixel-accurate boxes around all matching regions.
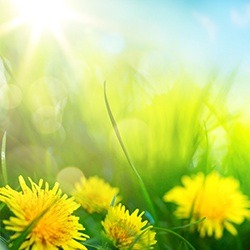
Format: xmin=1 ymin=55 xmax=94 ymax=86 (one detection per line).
xmin=1 ymin=132 xmax=8 ymax=185
xmin=110 ymin=194 xmax=117 ymax=207
xmin=9 ymin=200 xmax=57 ymax=250
xmin=170 ymin=217 xmax=206 ymax=230
xmin=82 ymin=242 xmax=101 ymax=249
xmin=0 ymin=238 xmax=8 ymax=250
xmin=128 ymin=226 xmax=153 ymax=250
xmin=104 ymin=82 xmax=157 ymax=223
xmin=154 ymin=227 xmax=196 ymax=250
xmin=1 ymin=57 xmax=16 ymax=82
xmin=0 ymin=203 xmax=6 ymax=212
xmin=144 ymin=211 xmax=155 ymax=225
xmin=0 ymin=236 xmax=8 ymax=245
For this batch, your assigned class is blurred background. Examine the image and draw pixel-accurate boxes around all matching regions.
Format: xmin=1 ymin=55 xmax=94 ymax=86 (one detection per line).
xmin=1 ymin=0 xmax=250 ymax=249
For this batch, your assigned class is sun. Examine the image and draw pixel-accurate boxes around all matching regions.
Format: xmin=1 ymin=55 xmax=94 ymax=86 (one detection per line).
xmin=0 ymin=0 xmax=82 ymax=76
xmin=0 ymin=0 xmax=105 ymax=75
xmin=10 ymin=0 xmax=73 ymax=40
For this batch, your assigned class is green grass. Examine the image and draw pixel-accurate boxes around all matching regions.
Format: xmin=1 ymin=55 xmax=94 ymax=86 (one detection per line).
xmin=1 ymin=4 xmax=250 ymax=248
xmin=1 ymin=65 xmax=250 ymax=249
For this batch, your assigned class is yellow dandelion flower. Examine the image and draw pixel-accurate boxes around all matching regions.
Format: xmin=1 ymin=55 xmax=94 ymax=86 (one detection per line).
xmin=0 ymin=175 xmax=89 ymax=249
xmin=163 ymin=171 xmax=250 ymax=239
xmin=102 ymin=203 xmax=156 ymax=249
xmin=72 ymin=176 xmax=121 ymax=214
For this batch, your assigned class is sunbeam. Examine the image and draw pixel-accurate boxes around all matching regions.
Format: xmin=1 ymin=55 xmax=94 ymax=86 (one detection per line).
xmin=10 ymin=0 xmax=73 ymax=38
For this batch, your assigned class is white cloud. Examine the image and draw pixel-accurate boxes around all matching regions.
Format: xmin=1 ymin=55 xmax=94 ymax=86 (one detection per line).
xmin=231 ymin=4 xmax=250 ymax=28
xmin=193 ymin=11 xmax=217 ymax=43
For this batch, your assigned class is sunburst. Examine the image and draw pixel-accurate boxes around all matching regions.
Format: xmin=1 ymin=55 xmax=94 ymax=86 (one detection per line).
xmin=0 ymin=0 xmax=85 ymax=75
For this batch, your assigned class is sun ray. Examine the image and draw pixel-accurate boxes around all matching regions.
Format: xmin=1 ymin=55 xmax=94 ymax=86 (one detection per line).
xmin=2 ymin=0 xmax=113 ymax=81
xmin=0 ymin=17 xmax=25 ymax=36
xmin=52 ymin=28 xmax=77 ymax=64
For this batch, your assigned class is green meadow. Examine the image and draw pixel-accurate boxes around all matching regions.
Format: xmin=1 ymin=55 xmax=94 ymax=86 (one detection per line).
xmin=1 ymin=1 xmax=250 ymax=249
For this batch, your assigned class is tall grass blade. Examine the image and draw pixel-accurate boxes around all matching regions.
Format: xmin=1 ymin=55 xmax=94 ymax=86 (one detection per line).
xmin=1 ymin=132 xmax=8 ymax=185
xmin=128 ymin=227 xmax=153 ymax=250
xmin=104 ymin=82 xmax=157 ymax=222
xmin=154 ymin=227 xmax=196 ymax=250
xmin=170 ymin=217 xmax=206 ymax=230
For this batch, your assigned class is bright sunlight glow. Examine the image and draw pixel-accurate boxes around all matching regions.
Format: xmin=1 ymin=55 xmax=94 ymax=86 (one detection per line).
xmin=6 ymin=0 xmax=79 ymax=76
xmin=5 ymin=0 xmax=97 ymax=76
xmin=11 ymin=0 xmax=71 ymax=35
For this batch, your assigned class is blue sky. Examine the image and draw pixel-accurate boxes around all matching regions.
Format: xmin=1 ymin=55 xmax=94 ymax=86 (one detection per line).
xmin=77 ymin=0 xmax=250 ymax=79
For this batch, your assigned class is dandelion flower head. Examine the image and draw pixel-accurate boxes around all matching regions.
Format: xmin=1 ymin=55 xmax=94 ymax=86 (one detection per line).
xmin=0 ymin=175 xmax=89 ymax=249
xmin=102 ymin=203 xmax=156 ymax=249
xmin=72 ymin=175 xmax=121 ymax=214
xmin=163 ymin=171 xmax=250 ymax=239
